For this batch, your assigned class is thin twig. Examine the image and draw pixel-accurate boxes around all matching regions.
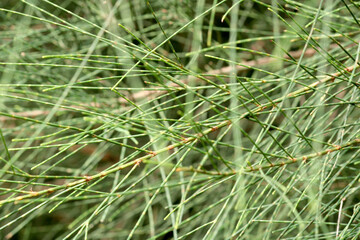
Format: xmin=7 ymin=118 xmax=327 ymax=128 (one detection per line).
xmin=175 ymin=139 xmax=360 ymax=176
xmin=0 ymin=65 xmax=355 ymax=206
xmin=0 ymin=46 xmax=320 ymax=122
xmin=118 ymin=46 xmax=320 ymax=103
xmin=336 ymin=197 xmax=346 ymax=238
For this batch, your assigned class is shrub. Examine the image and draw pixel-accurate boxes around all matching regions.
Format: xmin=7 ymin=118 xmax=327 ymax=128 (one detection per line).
xmin=0 ymin=1 xmax=359 ymax=239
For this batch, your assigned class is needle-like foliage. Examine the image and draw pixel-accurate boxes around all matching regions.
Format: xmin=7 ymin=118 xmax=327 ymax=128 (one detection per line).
xmin=0 ymin=0 xmax=359 ymax=239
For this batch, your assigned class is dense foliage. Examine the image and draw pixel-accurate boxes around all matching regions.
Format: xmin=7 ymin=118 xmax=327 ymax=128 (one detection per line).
xmin=0 ymin=0 xmax=359 ymax=239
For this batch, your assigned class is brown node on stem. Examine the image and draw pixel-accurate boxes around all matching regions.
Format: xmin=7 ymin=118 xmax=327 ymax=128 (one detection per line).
xmin=84 ymin=175 xmax=93 ymax=182
xmin=134 ymin=159 xmax=142 ymax=167
xmin=334 ymin=145 xmax=342 ymax=150
xmin=344 ymin=67 xmax=352 ymax=72
xmin=30 ymin=191 xmax=39 ymax=197
xmin=16 ymin=196 xmax=24 ymax=202
xmin=249 ymin=166 xmax=255 ymax=171
xmin=181 ymin=137 xmax=190 ymax=144
xmin=167 ymin=145 xmax=175 ymax=151
xmin=257 ymin=104 xmax=266 ymax=111
xmin=211 ymin=126 xmax=219 ymax=132
xmin=196 ymin=133 xmax=204 ymax=138
xmin=149 ymin=151 xmax=157 ymax=157
xmin=47 ymin=189 xmax=55 ymax=195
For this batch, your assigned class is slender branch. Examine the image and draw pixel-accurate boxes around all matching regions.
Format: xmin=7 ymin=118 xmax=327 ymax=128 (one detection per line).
xmin=0 ymin=65 xmax=355 ymax=206
xmin=0 ymin=46 xmax=321 ymax=122
xmin=175 ymin=138 xmax=360 ymax=176
xmin=117 ymin=46 xmax=320 ymax=103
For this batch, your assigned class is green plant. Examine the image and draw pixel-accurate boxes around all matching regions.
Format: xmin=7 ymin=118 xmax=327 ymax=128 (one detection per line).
xmin=0 ymin=0 xmax=359 ymax=239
